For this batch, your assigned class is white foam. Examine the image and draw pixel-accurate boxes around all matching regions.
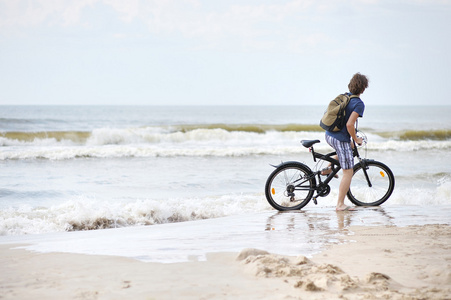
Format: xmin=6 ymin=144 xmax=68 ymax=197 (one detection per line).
xmin=2 ymin=177 xmax=451 ymax=236
xmin=0 ymin=194 xmax=271 ymax=236
xmin=368 ymin=140 xmax=451 ymax=152
xmin=1 ymin=128 xmax=450 ymax=160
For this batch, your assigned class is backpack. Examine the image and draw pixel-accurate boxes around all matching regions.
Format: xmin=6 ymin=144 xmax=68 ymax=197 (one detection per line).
xmin=319 ymin=93 xmax=359 ymax=132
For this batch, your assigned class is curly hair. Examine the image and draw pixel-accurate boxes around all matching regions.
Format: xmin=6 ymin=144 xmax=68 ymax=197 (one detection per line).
xmin=348 ymin=73 xmax=369 ymax=95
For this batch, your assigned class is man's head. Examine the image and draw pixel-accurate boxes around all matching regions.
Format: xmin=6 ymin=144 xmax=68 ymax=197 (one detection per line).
xmin=348 ymin=73 xmax=369 ymax=95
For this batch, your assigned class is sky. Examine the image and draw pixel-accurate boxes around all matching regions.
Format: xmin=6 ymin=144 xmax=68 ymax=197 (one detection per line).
xmin=0 ymin=0 xmax=450 ymax=106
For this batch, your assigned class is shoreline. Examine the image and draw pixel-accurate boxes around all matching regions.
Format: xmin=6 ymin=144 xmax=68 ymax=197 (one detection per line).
xmin=2 ymin=206 xmax=451 ymax=263
xmin=1 ymin=223 xmax=450 ymax=299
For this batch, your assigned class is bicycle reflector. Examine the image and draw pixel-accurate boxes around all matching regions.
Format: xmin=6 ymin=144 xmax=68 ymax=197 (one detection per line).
xmin=380 ymin=171 xmax=385 ymax=177
xmin=272 ymin=188 xmax=275 ymax=195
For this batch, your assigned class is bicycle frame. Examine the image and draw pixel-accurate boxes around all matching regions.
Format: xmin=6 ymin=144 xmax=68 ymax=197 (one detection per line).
xmin=302 ymin=141 xmax=371 ymax=203
xmin=309 ymin=147 xmax=340 ymax=186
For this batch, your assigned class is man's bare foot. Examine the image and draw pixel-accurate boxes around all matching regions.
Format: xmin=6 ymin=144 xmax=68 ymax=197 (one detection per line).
xmin=336 ymin=205 xmax=355 ymax=211
xmin=321 ymin=167 xmax=339 ymax=178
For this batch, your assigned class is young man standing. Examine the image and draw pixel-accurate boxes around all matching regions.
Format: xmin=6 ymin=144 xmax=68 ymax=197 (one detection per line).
xmin=324 ymin=73 xmax=369 ymax=211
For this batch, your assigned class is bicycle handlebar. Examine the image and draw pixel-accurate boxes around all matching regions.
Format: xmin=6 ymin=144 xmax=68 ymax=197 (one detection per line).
xmin=355 ymin=130 xmax=368 ymax=146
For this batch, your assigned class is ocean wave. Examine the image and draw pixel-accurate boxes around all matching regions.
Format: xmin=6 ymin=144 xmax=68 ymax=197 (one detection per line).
xmin=375 ymin=129 xmax=451 ymax=141
xmin=366 ymin=140 xmax=451 ymax=152
xmin=2 ymin=179 xmax=451 ymax=236
xmin=0 ymin=145 xmax=308 ymax=160
xmin=1 ymin=126 xmax=451 ymax=160
xmin=0 ymin=125 xmax=321 ymax=143
xmin=1 ymin=138 xmax=451 ymax=161
xmin=1 ymin=145 xmax=450 ymax=160
xmin=1 ymin=131 xmax=90 ymax=144
xmin=1 ymin=125 xmax=450 ymax=145
xmin=172 ymin=124 xmax=323 ymax=133
xmin=0 ymin=194 xmax=270 ymax=236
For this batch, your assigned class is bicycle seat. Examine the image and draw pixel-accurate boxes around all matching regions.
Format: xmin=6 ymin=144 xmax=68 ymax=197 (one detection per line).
xmin=301 ymin=139 xmax=320 ymax=148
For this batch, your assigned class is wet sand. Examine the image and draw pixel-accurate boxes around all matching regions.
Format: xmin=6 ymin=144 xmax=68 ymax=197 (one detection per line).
xmin=1 ymin=207 xmax=450 ymax=299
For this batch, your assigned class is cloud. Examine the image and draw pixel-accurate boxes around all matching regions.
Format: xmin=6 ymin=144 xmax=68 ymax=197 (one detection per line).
xmin=0 ymin=0 xmax=96 ymax=30
xmin=0 ymin=0 xmax=313 ymax=36
xmin=1 ymin=0 xmax=449 ymax=54
xmin=116 ymin=0 xmax=318 ymax=51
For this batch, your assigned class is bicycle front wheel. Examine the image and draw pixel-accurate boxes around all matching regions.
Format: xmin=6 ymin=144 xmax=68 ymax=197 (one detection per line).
xmin=348 ymin=160 xmax=395 ymax=206
xmin=265 ymin=162 xmax=316 ymax=211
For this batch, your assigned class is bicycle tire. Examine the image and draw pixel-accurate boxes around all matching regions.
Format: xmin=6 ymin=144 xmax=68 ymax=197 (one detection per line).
xmin=265 ymin=162 xmax=316 ymax=211
xmin=347 ymin=160 xmax=395 ymax=206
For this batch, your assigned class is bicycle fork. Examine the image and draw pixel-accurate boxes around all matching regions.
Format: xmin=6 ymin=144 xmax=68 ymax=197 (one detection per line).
xmin=358 ymin=158 xmax=373 ymax=188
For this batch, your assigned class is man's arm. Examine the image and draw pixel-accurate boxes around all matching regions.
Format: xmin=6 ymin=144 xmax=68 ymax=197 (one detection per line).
xmin=346 ymin=111 xmax=363 ymax=145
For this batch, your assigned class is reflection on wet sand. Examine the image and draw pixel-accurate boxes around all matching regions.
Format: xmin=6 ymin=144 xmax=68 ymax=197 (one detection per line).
xmin=265 ymin=206 xmax=396 ymax=233
xmin=262 ymin=205 xmax=443 ymax=257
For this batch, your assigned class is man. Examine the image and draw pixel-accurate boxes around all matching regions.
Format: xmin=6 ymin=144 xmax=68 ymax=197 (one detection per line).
xmin=323 ymin=73 xmax=369 ymax=211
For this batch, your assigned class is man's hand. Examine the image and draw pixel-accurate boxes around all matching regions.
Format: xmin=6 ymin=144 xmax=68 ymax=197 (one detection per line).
xmin=355 ymin=137 xmax=363 ymax=146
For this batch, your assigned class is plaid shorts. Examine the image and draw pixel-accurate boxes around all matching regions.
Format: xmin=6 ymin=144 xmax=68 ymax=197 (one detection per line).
xmin=325 ymin=134 xmax=354 ymax=170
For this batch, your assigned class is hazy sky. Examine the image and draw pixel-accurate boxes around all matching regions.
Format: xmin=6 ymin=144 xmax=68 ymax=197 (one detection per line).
xmin=1 ymin=0 xmax=450 ymax=106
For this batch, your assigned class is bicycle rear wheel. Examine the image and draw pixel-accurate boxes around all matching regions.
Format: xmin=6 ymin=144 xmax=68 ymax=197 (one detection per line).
xmin=265 ymin=162 xmax=315 ymax=211
xmin=348 ymin=160 xmax=395 ymax=206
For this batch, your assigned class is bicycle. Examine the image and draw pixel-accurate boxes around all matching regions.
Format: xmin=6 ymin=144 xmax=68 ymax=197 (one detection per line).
xmin=265 ymin=132 xmax=395 ymax=211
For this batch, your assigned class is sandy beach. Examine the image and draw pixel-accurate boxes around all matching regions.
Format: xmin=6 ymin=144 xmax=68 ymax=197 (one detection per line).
xmin=1 ymin=222 xmax=450 ymax=300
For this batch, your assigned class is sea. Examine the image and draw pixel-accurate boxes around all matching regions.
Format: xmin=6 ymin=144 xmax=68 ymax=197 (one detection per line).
xmin=0 ymin=105 xmax=450 ymax=262
xmin=1 ymin=105 xmax=451 ymax=235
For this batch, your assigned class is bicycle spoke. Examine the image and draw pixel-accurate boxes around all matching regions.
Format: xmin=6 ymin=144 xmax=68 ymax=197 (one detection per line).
xmin=348 ymin=161 xmax=394 ymax=206
xmin=265 ymin=163 xmax=315 ymax=210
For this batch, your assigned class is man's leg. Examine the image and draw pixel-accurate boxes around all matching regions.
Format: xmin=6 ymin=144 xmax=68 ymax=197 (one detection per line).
xmin=321 ymin=155 xmax=338 ymax=175
xmin=336 ymin=168 xmax=354 ymax=211
xmin=325 ymin=134 xmax=355 ymax=211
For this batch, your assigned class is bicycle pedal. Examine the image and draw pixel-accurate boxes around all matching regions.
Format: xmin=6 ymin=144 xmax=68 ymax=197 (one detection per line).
xmin=313 ymin=198 xmax=317 ymax=205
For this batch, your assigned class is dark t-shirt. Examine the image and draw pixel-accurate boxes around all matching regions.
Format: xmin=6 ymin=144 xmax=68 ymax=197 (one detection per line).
xmin=326 ymin=94 xmax=365 ymax=142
